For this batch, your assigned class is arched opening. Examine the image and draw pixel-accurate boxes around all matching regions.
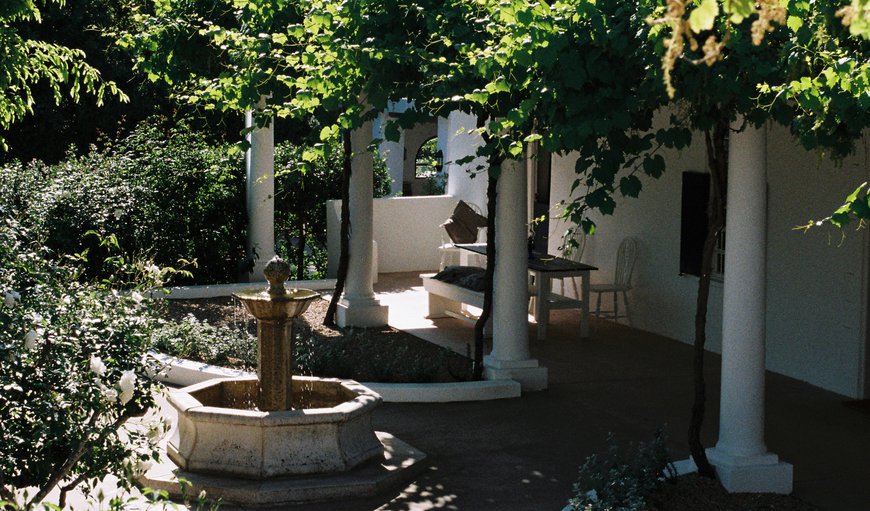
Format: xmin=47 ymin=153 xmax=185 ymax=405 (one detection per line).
xmin=411 ymin=136 xmax=445 ymax=196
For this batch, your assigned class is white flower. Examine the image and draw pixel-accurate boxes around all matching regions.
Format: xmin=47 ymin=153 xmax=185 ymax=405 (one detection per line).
xmin=146 ymin=419 xmax=168 ymax=441
xmin=113 ymin=208 xmax=124 ymax=218
xmin=134 ymin=459 xmax=153 ymax=476
xmin=130 ymin=291 xmax=144 ymax=305
xmin=90 ymin=356 xmax=107 ymax=377
xmin=585 ymin=489 xmax=599 ymax=503
xmin=145 ymin=264 xmax=160 ymax=275
xmin=103 ymin=387 xmax=118 ymax=403
xmin=118 ymin=370 xmax=136 ymax=405
xmin=23 ymin=330 xmax=38 ymax=351
xmin=4 ymin=291 xmax=19 ymax=308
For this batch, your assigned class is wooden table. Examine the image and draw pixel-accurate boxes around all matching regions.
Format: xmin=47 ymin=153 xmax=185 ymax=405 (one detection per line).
xmin=456 ymin=244 xmax=597 ymax=340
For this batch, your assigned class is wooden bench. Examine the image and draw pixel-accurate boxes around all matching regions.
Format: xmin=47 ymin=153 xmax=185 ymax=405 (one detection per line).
xmin=421 ymin=274 xmax=491 ymax=334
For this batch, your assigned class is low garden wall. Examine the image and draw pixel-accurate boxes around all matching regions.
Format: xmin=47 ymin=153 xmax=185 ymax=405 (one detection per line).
xmin=326 ymin=195 xmax=458 ymax=276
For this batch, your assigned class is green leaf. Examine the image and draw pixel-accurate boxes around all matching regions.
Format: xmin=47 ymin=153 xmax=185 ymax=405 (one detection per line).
xmin=464 ymin=90 xmax=489 ymax=104
xmin=723 ymin=0 xmax=754 ymax=24
xmin=786 ymin=16 xmax=803 ymax=32
xmin=689 ymin=0 xmax=719 ymax=33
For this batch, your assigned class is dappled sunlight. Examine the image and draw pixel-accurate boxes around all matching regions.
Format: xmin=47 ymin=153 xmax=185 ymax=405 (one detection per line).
xmin=377 ymin=477 xmax=460 ymax=511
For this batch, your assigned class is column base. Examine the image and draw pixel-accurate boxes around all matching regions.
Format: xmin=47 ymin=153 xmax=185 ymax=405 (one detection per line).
xmin=337 ymin=297 xmax=389 ymax=328
xmin=675 ymin=449 xmax=793 ymax=494
xmin=706 ymin=447 xmax=793 ymax=494
xmin=483 ymin=356 xmax=548 ymax=392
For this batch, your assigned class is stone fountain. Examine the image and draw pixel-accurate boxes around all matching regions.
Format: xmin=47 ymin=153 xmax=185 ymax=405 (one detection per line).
xmin=142 ymin=256 xmax=425 ymax=505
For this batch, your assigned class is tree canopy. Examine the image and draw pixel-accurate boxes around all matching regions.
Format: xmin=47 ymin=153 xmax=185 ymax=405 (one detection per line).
xmin=0 ymin=0 xmax=127 ymax=152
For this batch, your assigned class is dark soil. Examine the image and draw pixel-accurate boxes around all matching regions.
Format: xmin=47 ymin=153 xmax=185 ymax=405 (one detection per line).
xmin=165 ymin=296 xmax=473 ymax=383
xmin=647 ymin=474 xmax=820 ymax=510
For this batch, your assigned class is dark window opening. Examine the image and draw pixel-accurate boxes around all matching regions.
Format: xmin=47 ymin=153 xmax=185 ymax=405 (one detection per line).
xmin=680 ymin=171 xmax=725 ymax=278
xmin=680 ymin=171 xmax=710 ymax=277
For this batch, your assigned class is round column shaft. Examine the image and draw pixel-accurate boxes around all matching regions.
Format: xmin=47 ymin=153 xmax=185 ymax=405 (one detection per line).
xmin=717 ymin=122 xmax=768 ymax=457
xmin=492 ymin=157 xmax=532 ymax=362
xmin=483 ymin=157 xmax=548 ymax=391
xmin=337 ymin=120 xmax=389 ymax=327
xmin=707 ymin=121 xmax=793 ymax=494
xmin=345 ymin=121 xmax=376 ymax=300
xmin=245 ymin=99 xmax=276 ymax=280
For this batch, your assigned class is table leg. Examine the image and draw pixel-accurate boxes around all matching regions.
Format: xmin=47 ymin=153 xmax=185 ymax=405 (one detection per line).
xmin=537 ymin=273 xmax=549 ymax=341
xmin=581 ymin=270 xmax=590 ymax=338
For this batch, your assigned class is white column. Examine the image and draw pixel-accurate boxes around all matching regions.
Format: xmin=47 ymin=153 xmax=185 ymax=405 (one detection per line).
xmin=444 ymin=111 xmax=487 ymax=206
xmin=706 ymin=122 xmax=792 ymax=493
xmin=484 ymin=157 xmax=548 ymax=391
xmin=245 ymin=101 xmax=276 ymax=281
xmin=337 ymin=120 xmax=389 ymax=327
xmin=376 ymin=111 xmax=405 ymax=196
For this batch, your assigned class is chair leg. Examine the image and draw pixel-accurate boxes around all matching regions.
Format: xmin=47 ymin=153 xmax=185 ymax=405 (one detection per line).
xmin=623 ymin=290 xmax=632 ymax=326
xmin=595 ymin=291 xmax=602 ymax=319
xmin=612 ymin=291 xmax=618 ymax=322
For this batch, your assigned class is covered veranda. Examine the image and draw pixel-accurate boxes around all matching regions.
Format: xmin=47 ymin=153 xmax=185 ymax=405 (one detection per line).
xmin=341 ymin=271 xmax=868 ymax=511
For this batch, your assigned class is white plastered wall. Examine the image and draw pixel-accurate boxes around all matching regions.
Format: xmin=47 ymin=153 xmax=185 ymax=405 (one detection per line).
xmin=764 ymin=125 xmax=869 ymax=398
xmin=548 ymin=118 xmax=869 ymax=398
xmin=327 ymin=195 xmax=458 ymax=276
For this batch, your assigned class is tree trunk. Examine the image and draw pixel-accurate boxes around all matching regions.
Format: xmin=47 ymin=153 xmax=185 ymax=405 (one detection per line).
xmin=474 ymin=172 xmax=498 ymax=380
xmin=688 ymin=117 xmax=729 ymax=479
xmin=325 ymin=129 xmax=353 ymax=327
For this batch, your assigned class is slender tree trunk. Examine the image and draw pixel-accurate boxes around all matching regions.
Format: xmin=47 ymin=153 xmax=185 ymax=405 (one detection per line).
xmin=325 ymin=129 xmax=353 ymax=327
xmin=688 ymin=117 xmax=729 ymax=479
xmin=296 ymin=215 xmax=306 ymax=281
xmin=474 ymin=173 xmax=498 ymax=380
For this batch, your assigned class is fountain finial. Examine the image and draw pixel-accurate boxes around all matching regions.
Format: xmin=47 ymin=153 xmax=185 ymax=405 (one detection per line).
xmin=263 ymin=256 xmax=291 ymax=296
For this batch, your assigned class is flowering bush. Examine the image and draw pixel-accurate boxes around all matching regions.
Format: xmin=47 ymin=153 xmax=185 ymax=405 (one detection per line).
xmin=567 ymin=431 xmax=676 ymax=511
xmin=0 ymin=214 xmax=167 ymax=508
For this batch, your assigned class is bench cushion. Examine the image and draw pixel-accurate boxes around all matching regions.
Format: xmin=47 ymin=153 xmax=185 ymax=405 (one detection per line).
xmin=432 ymin=265 xmax=487 ymax=292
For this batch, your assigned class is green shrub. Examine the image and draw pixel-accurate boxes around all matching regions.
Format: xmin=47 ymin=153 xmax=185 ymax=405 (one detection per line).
xmin=567 ymin=431 xmax=676 ymax=511
xmin=150 ymin=314 xmax=257 ymax=369
xmin=0 ymin=117 xmax=247 ymax=285
xmin=274 ymin=139 xmax=392 ymax=280
xmin=0 ymin=212 xmax=167 ymax=508
xmin=153 ymin=310 xmax=450 ymax=384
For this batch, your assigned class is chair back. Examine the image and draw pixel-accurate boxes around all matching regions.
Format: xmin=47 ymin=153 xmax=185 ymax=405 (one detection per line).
xmin=561 ymin=230 xmax=586 ymax=262
xmin=614 ymin=237 xmax=639 ymax=287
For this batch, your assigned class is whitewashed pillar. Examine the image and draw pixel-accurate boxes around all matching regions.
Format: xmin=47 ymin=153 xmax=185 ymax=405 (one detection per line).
xmin=376 ymin=111 xmax=405 ymax=196
xmin=484 ymin=157 xmax=548 ymax=391
xmin=245 ymin=99 xmax=276 ymax=281
xmin=337 ymin=120 xmax=389 ymax=327
xmin=444 ymin=111 xmax=488 ymax=206
xmin=706 ymin=121 xmax=793 ymax=493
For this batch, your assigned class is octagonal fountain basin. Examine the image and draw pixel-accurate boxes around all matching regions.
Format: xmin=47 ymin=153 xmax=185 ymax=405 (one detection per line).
xmin=167 ymin=375 xmax=383 ymax=479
